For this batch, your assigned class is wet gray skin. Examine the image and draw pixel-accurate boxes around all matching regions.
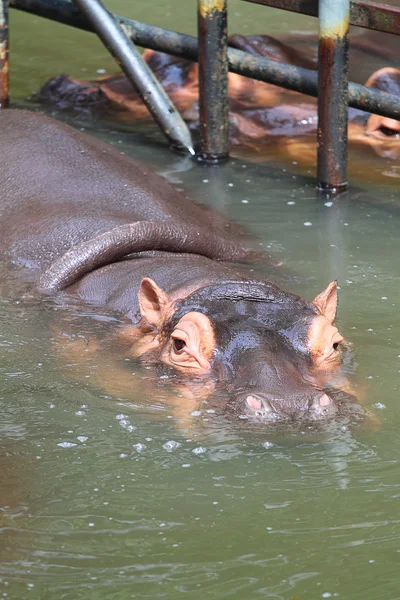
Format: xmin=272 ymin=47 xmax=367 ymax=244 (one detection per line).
xmin=0 ymin=111 xmax=355 ymax=425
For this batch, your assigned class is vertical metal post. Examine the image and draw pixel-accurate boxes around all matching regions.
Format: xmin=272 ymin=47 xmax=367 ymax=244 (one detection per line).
xmin=198 ymin=0 xmax=229 ymax=163
xmin=0 ymin=0 xmax=9 ymax=108
xmin=317 ymin=0 xmax=350 ymax=194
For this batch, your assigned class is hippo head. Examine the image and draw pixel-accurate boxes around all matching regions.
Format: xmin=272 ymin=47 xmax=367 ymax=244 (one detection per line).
xmin=135 ymin=278 xmax=352 ymax=423
xmin=362 ymin=68 xmax=400 ymax=158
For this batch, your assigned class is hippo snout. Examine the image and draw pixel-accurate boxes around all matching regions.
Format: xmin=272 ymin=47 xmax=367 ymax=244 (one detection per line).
xmin=237 ymin=390 xmax=338 ymax=421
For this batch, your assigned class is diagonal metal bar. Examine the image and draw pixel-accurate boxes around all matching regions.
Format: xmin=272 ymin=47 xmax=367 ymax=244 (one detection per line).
xmin=72 ymin=0 xmax=194 ymax=154
xmin=9 ymin=0 xmax=400 ymax=120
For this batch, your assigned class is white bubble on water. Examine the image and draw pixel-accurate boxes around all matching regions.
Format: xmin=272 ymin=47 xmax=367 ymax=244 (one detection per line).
xmin=324 ymin=201 xmax=333 ymax=207
xmin=133 ymin=443 xmax=146 ymax=453
xmin=322 ymin=594 xmax=332 ymax=598
xmin=287 ymin=201 xmax=295 ymax=205
xmin=374 ymin=403 xmax=386 ymax=410
xmin=241 ymin=199 xmax=249 ymax=204
xmin=75 ymin=411 xmax=85 ymax=416
xmin=77 ymin=436 xmax=88 ymax=443
xmin=263 ymin=441 xmax=274 ymax=449
xmin=116 ymin=413 xmax=135 ymax=432
xmin=303 ymin=221 xmax=312 ymax=227
xmin=190 ymin=411 xmax=201 ymax=417
xmin=57 ymin=442 xmax=77 ymax=448
xmin=163 ymin=440 xmax=181 ymax=452
xmin=192 ymin=446 xmax=206 ymax=455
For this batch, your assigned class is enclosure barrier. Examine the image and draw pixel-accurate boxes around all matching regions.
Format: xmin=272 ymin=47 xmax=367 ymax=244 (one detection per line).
xmin=198 ymin=0 xmax=229 ymax=163
xmin=4 ymin=0 xmax=400 ymax=193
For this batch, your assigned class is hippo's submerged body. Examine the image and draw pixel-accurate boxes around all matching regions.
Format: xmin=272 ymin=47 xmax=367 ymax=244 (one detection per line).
xmin=0 ymin=110 xmax=354 ymax=423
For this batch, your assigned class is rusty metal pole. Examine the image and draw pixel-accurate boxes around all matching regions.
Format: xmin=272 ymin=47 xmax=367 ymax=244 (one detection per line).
xmin=198 ymin=0 xmax=229 ymax=163
xmin=0 ymin=0 xmax=9 ymax=108
xmin=9 ymin=0 xmax=400 ymax=121
xmin=73 ymin=0 xmax=195 ymax=155
xmin=317 ymin=0 xmax=350 ymax=194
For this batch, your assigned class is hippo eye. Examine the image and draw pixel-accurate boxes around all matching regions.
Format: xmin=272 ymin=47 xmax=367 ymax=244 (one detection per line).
xmin=173 ymin=338 xmax=186 ymax=352
xmin=333 ymin=342 xmax=340 ymax=351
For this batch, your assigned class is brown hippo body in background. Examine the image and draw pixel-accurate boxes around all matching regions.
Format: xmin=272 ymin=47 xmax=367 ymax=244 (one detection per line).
xmin=38 ymin=31 xmax=400 ymax=186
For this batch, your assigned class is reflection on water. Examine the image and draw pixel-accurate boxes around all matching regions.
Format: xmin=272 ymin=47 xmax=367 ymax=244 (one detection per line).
xmin=2 ymin=1 xmax=400 ymax=598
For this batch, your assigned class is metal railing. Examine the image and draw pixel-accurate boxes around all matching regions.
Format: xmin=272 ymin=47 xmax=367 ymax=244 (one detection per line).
xmin=1 ymin=0 xmax=400 ymax=195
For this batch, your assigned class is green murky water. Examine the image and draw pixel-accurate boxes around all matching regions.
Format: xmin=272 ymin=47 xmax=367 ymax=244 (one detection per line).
xmin=2 ymin=2 xmax=400 ymax=599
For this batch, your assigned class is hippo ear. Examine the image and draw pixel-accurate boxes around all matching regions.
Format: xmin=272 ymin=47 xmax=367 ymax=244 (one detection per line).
xmin=138 ymin=278 xmax=172 ymax=329
xmin=312 ymin=281 xmax=338 ymax=324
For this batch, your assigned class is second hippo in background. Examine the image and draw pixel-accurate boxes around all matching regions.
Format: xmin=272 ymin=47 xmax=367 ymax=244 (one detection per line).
xmin=38 ymin=31 xmax=400 ymax=187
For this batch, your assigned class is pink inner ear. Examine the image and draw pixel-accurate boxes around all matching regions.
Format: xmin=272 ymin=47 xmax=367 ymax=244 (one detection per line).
xmin=138 ymin=277 xmax=171 ymax=329
xmin=312 ymin=281 xmax=338 ymax=325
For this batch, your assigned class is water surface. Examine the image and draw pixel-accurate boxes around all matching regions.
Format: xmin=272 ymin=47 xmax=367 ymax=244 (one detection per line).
xmin=2 ymin=2 xmax=400 ymax=599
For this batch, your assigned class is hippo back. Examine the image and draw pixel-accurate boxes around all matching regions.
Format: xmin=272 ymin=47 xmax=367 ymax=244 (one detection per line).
xmin=0 ymin=110 xmax=239 ymax=272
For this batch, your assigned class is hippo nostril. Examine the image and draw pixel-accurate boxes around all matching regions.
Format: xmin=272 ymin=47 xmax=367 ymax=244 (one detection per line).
xmin=319 ymin=393 xmax=331 ymax=407
xmin=245 ymin=394 xmax=273 ymax=414
xmin=310 ymin=392 xmax=336 ymax=416
xmin=246 ymin=395 xmax=264 ymax=410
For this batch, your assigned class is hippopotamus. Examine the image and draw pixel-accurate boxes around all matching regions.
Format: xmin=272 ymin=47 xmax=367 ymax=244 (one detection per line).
xmin=37 ymin=32 xmax=400 ymax=186
xmin=0 ymin=110 xmax=355 ymax=424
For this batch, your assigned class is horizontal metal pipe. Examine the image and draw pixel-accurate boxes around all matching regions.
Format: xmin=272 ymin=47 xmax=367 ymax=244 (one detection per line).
xmin=244 ymin=0 xmax=400 ymax=36
xmin=10 ymin=0 xmax=400 ymax=120
xmin=72 ymin=0 xmax=194 ymax=154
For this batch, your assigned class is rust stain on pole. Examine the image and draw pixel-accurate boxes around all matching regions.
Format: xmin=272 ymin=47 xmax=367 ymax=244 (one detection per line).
xmin=317 ymin=0 xmax=350 ymax=194
xmin=198 ymin=0 xmax=229 ymax=163
xmin=0 ymin=0 xmax=9 ymax=108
